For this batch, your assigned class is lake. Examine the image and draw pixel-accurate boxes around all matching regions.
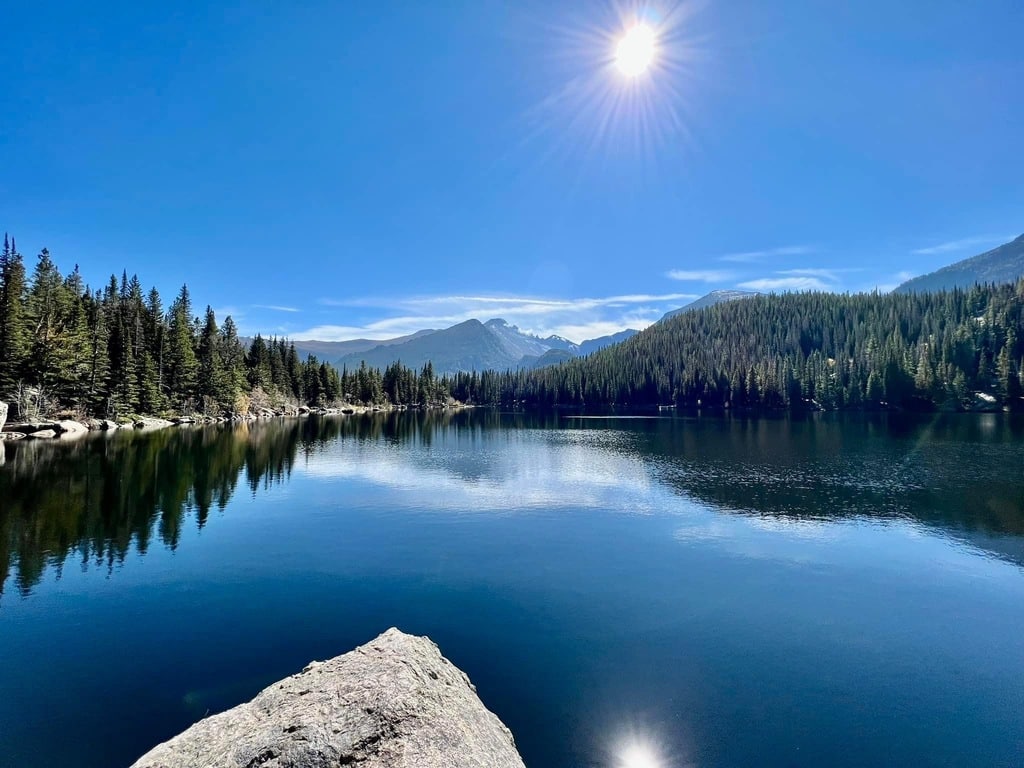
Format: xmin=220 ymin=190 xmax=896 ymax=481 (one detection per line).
xmin=1 ymin=411 xmax=1023 ymax=767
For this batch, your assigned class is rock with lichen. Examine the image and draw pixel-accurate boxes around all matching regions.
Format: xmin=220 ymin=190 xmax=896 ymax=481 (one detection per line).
xmin=130 ymin=628 xmax=525 ymax=768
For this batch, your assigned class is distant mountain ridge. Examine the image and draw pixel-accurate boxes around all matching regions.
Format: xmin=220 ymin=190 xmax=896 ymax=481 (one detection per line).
xmin=329 ymin=319 xmax=637 ymax=375
xmin=280 ymin=232 xmax=1024 ymax=378
xmin=895 ymin=234 xmax=1024 ymax=293
xmin=290 ymin=233 xmax=1024 ymax=376
xmin=287 ymin=330 xmax=436 ymax=362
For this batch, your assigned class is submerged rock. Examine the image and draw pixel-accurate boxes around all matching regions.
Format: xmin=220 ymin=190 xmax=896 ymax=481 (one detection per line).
xmin=28 ymin=429 xmax=58 ymax=439
xmin=131 ymin=628 xmax=525 ymax=768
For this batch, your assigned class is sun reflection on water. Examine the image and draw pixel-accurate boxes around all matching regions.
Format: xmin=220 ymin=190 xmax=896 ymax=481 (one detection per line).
xmin=618 ymin=740 xmax=664 ymax=768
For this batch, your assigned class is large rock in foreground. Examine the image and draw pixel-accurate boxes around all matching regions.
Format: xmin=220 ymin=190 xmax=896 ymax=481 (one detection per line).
xmin=131 ymin=628 xmax=525 ymax=768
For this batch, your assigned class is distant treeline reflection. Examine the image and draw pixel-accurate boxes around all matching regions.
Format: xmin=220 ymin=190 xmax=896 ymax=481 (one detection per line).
xmin=2 ymin=410 xmax=1023 ymax=600
xmin=0 ymin=411 xmax=544 ymax=599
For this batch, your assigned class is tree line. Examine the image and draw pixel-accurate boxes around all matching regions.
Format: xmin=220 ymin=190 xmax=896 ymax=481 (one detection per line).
xmin=0 ymin=236 xmax=448 ymax=418
xmin=3 ymin=233 xmax=1022 ymax=417
xmin=449 ymin=282 xmax=1024 ymax=411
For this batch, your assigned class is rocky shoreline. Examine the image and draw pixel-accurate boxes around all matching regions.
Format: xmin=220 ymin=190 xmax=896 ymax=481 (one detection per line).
xmin=130 ymin=628 xmax=525 ymax=768
xmin=0 ymin=400 xmax=435 ymax=442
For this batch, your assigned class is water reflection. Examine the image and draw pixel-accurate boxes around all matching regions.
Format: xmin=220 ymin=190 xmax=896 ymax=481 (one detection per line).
xmin=1 ymin=410 xmax=1023 ymax=601
xmin=619 ymin=743 xmax=663 ymax=768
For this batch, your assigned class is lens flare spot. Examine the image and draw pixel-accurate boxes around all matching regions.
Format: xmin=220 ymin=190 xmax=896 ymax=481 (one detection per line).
xmin=615 ymin=23 xmax=657 ymax=77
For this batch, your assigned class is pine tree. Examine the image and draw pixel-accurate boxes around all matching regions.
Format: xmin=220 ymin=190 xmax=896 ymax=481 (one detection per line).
xmin=0 ymin=234 xmax=29 ymax=395
xmin=25 ymin=249 xmax=76 ymax=399
xmin=139 ymin=287 xmax=168 ymax=412
xmin=247 ymin=334 xmax=272 ymax=391
xmin=197 ymin=306 xmax=226 ymax=410
xmin=219 ymin=315 xmax=248 ymax=409
xmin=58 ymin=265 xmax=93 ymax=408
xmin=82 ymin=288 xmax=111 ymax=414
xmin=166 ymin=285 xmax=199 ymax=410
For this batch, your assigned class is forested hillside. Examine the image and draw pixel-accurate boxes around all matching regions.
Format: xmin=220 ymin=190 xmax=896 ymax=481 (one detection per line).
xmin=896 ymin=234 xmax=1024 ymax=294
xmin=448 ymin=283 xmax=1024 ymax=411
xmin=0 ymin=237 xmax=447 ymax=419
xmin=4 ymin=234 xmax=1023 ymax=418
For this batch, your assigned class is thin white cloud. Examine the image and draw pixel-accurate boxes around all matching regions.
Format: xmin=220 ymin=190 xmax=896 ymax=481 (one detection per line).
xmin=665 ymin=269 xmax=736 ymax=282
xmin=253 ymin=304 xmax=301 ymax=313
xmin=776 ymin=268 xmax=855 ymax=281
xmin=911 ymin=235 xmax=1011 ymax=255
xmin=291 ymin=291 xmax=697 ymax=343
xmin=718 ymin=245 xmax=814 ymax=263
xmin=737 ymin=276 xmax=830 ymax=291
xmin=322 ymin=293 xmax=694 ymax=311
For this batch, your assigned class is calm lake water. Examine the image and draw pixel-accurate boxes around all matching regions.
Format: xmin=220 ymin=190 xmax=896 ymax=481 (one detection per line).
xmin=1 ymin=411 xmax=1023 ymax=767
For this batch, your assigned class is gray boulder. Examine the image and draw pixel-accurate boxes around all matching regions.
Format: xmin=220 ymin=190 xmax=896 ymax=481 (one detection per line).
xmin=28 ymin=429 xmax=58 ymax=439
xmin=3 ymin=420 xmax=60 ymax=435
xmin=56 ymin=419 xmax=89 ymax=435
xmin=0 ymin=400 xmax=7 ymax=431
xmin=134 ymin=417 xmax=174 ymax=431
xmin=131 ymin=628 xmax=525 ymax=768
xmin=86 ymin=418 xmax=120 ymax=431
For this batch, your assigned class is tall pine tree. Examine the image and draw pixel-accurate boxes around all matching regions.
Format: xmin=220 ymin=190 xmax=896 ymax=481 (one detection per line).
xmin=0 ymin=234 xmax=29 ymax=395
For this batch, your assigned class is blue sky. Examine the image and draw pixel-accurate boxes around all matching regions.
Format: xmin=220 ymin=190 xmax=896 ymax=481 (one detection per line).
xmin=3 ymin=1 xmax=1021 ymax=342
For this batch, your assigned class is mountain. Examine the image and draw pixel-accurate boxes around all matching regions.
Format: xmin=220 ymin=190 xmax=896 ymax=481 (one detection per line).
xmin=895 ymin=234 xmax=1024 ymax=293
xmin=335 ymin=319 xmax=513 ymax=374
xmin=518 ymin=329 xmax=640 ymax=370
xmin=578 ymin=329 xmax=638 ymax=356
xmin=468 ymin=283 xmax=1023 ymax=412
xmin=518 ymin=348 xmax=576 ymax=370
xmin=288 ymin=330 xmax=437 ymax=362
xmin=484 ymin=318 xmax=576 ymax=359
xmin=332 ymin=319 xmax=640 ymax=375
xmin=660 ymin=289 xmax=759 ymax=321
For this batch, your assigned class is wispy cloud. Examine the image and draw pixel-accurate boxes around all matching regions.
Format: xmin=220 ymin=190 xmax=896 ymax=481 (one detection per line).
xmin=776 ymin=267 xmax=862 ymax=281
xmin=911 ymin=235 xmax=1011 ymax=256
xmin=253 ymin=304 xmax=301 ymax=313
xmin=665 ymin=269 xmax=736 ymax=282
xmin=293 ymin=291 xmax=698 ymax=343
xmin=718 ymin=245 xmax=814 ymax=263
xmin=737 ymin=276 xmax=831 ymax=291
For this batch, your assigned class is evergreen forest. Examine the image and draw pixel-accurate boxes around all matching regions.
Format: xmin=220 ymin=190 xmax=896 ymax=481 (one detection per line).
xmin=0 ymin=236 xmax=448 ymax=419
xmin=452 ymin=282 xmax=1024 ymax=411
xmin=1 ymin=234 xmax=1022 ymax=418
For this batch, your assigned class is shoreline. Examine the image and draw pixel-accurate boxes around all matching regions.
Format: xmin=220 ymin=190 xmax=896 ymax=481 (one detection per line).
xmin=0 ymin=400 xmax=476 ymax=442
xmin=1 ymin=396 xmax=1011 ymax=443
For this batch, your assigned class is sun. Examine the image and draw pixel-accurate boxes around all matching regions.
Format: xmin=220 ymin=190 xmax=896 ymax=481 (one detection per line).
xmin=615 ymin=23 xmax=657 ymax=77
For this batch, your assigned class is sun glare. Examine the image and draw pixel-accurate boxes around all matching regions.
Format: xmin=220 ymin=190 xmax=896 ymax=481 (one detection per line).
xmin=618 ymin=742 xmax=662 ymax=768
xmin=615 ymin=23 xmax=656 ymax=77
